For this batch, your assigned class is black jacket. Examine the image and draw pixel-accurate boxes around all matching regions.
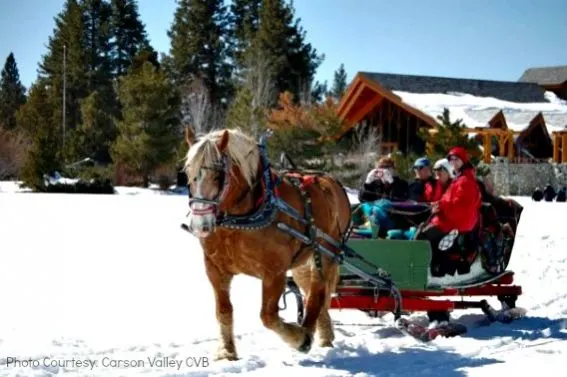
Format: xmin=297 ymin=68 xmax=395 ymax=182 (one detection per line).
xmin=408 ymin=176 xmax=437 ymax=202
xmin=359 ymin=176 xmax=409 ymax=203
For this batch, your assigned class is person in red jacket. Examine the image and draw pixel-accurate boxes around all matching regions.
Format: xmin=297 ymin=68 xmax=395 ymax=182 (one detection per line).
xmin=429 ymin=158 xmax=454 ymax=202
xmin=430 ymin=147 xmax=481 ymax=233
xmin=417 ymin=147 xmax=482 ymax=275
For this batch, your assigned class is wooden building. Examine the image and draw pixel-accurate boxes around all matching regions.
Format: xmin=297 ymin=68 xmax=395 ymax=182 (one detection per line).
xmin=519 ymin=65 xmax=567 ymax=101
xmin=336 ymin=71 xmax=564 ymax=163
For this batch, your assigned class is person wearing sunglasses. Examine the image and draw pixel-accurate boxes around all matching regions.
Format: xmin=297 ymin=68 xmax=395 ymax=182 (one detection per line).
xmin=416 ymin=147 xmax=482 ymax=276
xmin=430 ymin=158 xmax=455 ymax=202
xmin=408 ymin=157 xmax=436 ymax=202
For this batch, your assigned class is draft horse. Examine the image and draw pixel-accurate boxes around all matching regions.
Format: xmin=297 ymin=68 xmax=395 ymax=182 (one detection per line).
xmin=183 ymin=128 xmax=352 ymax=360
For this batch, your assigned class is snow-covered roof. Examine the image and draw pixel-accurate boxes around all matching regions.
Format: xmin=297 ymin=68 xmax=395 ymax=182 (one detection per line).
xmin=393 ymin=90 xmax=567 ymax=133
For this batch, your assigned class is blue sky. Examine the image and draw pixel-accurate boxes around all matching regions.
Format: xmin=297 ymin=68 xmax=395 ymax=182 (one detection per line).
xmin=1 ymin=0 xmax=566 ymax=92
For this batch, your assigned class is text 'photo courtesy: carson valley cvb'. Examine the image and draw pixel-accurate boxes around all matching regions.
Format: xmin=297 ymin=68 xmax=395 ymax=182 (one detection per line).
xmin=2 ymin=356 xmax=210 ymax=371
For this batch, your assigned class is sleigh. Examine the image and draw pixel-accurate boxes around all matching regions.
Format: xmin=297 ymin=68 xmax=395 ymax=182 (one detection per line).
xmin=283 ymin=195 xmax=526 ymax=341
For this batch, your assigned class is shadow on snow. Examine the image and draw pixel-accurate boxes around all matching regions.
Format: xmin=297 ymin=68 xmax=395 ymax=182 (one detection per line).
xmin=300 ymin=346 xmax=503 ymax=377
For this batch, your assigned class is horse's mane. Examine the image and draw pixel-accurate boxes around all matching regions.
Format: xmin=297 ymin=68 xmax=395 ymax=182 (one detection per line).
xmin=183 ymin=128 xmax=260 ymax=187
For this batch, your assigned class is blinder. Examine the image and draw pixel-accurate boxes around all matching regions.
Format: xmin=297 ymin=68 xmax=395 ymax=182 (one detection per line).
xmin=188 ymin=154 xmax=232 ymax=216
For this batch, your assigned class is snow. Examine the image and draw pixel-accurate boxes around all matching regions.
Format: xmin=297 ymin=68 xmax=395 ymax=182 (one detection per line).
xmin=0 ymin=183 xmax=566 ymax=376
xmin=394 ymin=90 xmax=567 ymax=133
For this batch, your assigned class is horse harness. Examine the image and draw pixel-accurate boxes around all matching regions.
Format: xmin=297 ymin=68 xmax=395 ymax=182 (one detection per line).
xmin=186 ymin=135 xmax=345 ymax=274
xmin=184 ymin=131 xmax=402 ymax=318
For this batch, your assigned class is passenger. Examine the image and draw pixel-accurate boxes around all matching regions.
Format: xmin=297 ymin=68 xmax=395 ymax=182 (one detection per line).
xmin=408 ymin=157 xmax=436 ymax=202
xmin=416 ymin=147 xmax=482 ymax=274
xmin=430 ymin=158 xmax=454 ymax=202
xmin=359 ymin=156 xmax=409 ymax=203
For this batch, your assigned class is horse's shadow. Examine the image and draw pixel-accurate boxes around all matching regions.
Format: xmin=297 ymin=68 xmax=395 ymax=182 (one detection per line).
xmin=455 ymin=314 xmax=567 ymax=342
xmin=300 ymin=346 xmax=503 ymax=377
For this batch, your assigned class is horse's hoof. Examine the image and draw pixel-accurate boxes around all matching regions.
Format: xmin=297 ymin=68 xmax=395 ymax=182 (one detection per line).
xmin=297 ymin=333 xmax=313 ymax=353
xmin=214 ymin=348 xmax=238 ymax=361
xmin=318 ymin=339 xmax=334 ymax=348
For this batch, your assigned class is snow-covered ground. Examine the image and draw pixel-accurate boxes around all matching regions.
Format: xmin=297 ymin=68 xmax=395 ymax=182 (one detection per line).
xmin=0 ymin=183 xmax=566 ymax=376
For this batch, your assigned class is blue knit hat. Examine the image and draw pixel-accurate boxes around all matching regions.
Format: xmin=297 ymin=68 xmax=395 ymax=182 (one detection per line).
xmin=413 ymin=157 xmax=430 ymax=169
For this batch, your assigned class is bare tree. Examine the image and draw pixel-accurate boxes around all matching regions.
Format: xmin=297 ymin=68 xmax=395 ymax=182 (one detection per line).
xmin=0 ymin=128 xmax=30 ymax=180
xmin=347 ymin=126 xmax=382 ymax=178
xmin=180 ymin=77 xmax=212 ymax=136
xmin=243 ymin=51 xmax=277 ymax=137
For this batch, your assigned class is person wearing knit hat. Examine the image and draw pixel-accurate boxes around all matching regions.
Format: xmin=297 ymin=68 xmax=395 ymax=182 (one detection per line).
xmin=429 ymin=158 xmax=454 ymax=202
xmin=408 ymin=157 xmax=437 ymax=202
xmin=415 ymin=146 xmax=482 ymax=277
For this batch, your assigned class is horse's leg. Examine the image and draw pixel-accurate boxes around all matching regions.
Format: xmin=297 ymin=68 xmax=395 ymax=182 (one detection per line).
xmin=291 ymin=262 xmax=335 ymax=348
xmin=204 ymin=257 xmax=237 ymax=361
xmin=260 ymin=272 xmax=313 ymax=352
xmin=315 ymin=261 xmax=339 ymax=347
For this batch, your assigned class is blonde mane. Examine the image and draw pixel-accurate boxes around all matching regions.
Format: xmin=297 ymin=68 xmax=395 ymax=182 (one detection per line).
xmin=183 ymin=128 xmax=260 ymax=187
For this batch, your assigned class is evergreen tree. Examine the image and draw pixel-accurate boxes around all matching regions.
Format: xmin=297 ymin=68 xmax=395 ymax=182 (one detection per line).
xmin=167 ymin=0 xmax=233 ymax=107
xmin=239 ymin=0 xmax=323 ymax=105
xmin=109 ymin=0 xmax=153 ymax=76
xmin=81 ymin=0 xmax=113 ymax=92
xmin=17 ymin=81 xmax=62 ymax=190
xmin=38 ymin=0 xmax=88 ymax=159
xmin=330 ymin=63 xmax=347 ymax=99
xmin=418 ymin=108 xmax=480 ymax=164
xmin=0 ymin=53 xmax=27 ymax=130
xmin=229 ymin=0 xmax=261 ymax=78
xmin=111 ymin=61 xmax=180 ymax=187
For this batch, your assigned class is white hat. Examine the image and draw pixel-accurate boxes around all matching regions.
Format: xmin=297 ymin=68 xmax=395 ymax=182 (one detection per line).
xmin=433 ymin=158 xmax=455 ymax=178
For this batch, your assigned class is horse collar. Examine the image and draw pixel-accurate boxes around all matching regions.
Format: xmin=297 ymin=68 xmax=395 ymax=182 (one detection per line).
xmin=215 ymin=144 xmax=280 ymax=230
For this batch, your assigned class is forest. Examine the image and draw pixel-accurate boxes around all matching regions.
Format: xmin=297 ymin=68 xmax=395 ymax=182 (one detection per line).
xmin=0 ymin=0 xmax=353 ymax=191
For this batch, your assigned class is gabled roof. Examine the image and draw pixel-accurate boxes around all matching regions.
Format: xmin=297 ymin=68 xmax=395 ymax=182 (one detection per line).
xmin=518 ymin=66 xmax=567 ymax=86
xmin=488 ymin=110 xmax=508 ymax=130
xmin=336 ymin=73 xmax=439 ymax=135
xmin=516 ymin=112 xmax=551 ymax=145
xmin=360 ymin=71 xmax=548 ymax=103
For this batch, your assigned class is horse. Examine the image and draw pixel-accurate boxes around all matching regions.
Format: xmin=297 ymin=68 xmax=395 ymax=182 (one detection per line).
xmin=183 ymin=127 xmax=352 ymax=360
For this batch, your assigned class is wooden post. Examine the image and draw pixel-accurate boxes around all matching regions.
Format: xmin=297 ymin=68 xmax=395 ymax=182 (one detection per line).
xmin=483 ymin=133 xmax=491 ymax=163
xmin=507 ymin=132 xmax=514 ymax=160
xmin=553 ymin=133 xmax=559 ymax=162
xmin=562 ymin=133 xmax=567 ymax=163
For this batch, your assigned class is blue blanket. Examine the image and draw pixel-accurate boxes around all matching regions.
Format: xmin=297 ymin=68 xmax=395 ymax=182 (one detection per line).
xmin=356 ymin=199 xmax=426 ymax=240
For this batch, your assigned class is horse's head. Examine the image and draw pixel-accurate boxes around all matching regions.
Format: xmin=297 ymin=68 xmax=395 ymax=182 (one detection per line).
xmin=183 ymin=127 xmax=260 ymax=238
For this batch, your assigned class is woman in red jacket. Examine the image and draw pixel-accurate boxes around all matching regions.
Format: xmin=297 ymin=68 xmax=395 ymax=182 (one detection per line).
xmin=417 ymin=147 xmax=482 ymax=274
xmin=428 ymin=158 xmax=454 ymax=202
xmin=430 ymin=147 xmax=481 ymax=233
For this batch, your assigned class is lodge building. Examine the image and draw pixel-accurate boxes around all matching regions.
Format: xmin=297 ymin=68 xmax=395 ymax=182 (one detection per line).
xmin=336 ymin=65 xmax=567 ymax=163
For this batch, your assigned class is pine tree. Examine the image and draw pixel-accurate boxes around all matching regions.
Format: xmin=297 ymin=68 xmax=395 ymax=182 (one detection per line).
xmin=330 ymin=63 xmax=347 ymax=100
xmin=239 ymin=0 xmax=323 ymax=104
xmin=109 ymin=0 xmax=153 ymax=76
xmin=229 ymin=0 xmax=261 ymax=79
xmin=418 ymin=108 xmax=480 ymax=164
xmin=0 ymin=53 xmax=27 ymax=130
xmin=37 ymin=0 xmax=88 ymax=160
xmin=166 ymin=0 xmax=233 ymax=107
xmin=111 ymin=61 xmax=180 ymax=187
xmin=17 ymin=80 xmax=62 ymax=190
xmin=81 ymin=0 xmax=113 ymax=92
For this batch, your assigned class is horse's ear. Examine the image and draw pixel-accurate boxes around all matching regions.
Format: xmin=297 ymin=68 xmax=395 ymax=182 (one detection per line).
xmin=185 ymin=126 xmax=196 ymax=147
xmin=217 ymin=130 xmax=229 ymax=152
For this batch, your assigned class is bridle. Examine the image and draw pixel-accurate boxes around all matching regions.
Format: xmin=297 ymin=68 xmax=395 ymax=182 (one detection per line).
xmin=187 ymin=154 xmax=232 ymax=219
